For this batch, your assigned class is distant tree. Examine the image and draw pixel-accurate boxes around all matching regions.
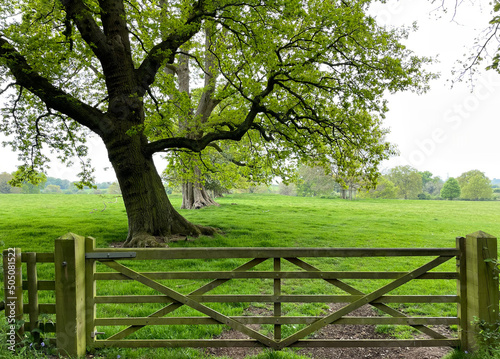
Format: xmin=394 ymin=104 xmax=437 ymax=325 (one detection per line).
xmin=334 ymin=174 xmax=361 ymax=200
xmin=458 ymin=170 xmax=493 ymax=200
xmin=45 ymin=177 xmax=71 ymax=190
xmin=248 ymin=185 xmax=271 ymax=194
xmin=204 ymin=177 xmax=230 ymax=199
xmin=440 ymin=178 xmax=461 ymax=200
xmin=358 ymin=176 xmax=398 ymax=199
xmin=21 ymin=183 xmax=43 ymax=194
xmin=457 ymin=170 xmax=486 ymax=187
xmin=165 ymin=150 xmax=250 ymax=209
xmin=96 ymin=182 xmax=112 ymax=190
xmin=64 ymin=186 xmax=79 ymax=194
xmin=296 ymin=165 xmax=335 ymax=197
xmin=416 ymin=171 xmax=443 ymax=198
xmin=419 ymin=171 xmax=433 ymax=187
xmin=278 ymin=182 xmax=297 ymax=197
xmin=387 ymin=166 xmax=423 ymax=199
xmin=107 ymin=183 xmax=122 ymax=195
xmin=0 ymin=172 xmax=13 ymax=193
xmin=424 ymin=176 xmax=444 ymax=197
xmin=44 ymin=185 xmax=62 ymax=194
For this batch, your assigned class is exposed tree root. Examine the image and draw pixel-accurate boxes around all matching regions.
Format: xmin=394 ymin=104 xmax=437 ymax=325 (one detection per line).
xmin=122 ymin=224 xmax=219 ymax=247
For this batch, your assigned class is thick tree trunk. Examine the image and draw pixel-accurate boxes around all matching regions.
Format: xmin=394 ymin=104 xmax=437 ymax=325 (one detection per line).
xmin=176 ymin=37 xmax=221 ymax=210
xmin=181 ymin=183 xmax=218 ymax=209
xmin=181 ymin=167 xmax=219 ymax=209
xmin=105 ymin=135 xmax=216 ymax=247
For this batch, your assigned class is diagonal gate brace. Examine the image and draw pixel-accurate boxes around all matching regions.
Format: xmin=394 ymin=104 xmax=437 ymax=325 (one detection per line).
xmin=106 ymin=258 xmax=267 ymax=340
xmin=286 ymin=257 xmax=448 ymax=340
xmin=101 ymin=259 xmax=278 ymax=348
xmin=278 ymin=255 xmax=453 ymax=349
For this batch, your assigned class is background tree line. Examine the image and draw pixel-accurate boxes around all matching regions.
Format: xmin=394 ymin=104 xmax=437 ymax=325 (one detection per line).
xmin=2 ymin=164 xmax=498 ymax=202
xmin=0 ymin=172 xmax=121 ymax=195
xmin=278 ymin=165 xmax=498 ymax=201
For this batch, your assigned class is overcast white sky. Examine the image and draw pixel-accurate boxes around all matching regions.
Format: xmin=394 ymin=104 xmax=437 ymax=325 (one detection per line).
xmin=373 ymin=0 xmax=500 ymax=180
xmin=1 ymin=0 xmax=499 ymax=182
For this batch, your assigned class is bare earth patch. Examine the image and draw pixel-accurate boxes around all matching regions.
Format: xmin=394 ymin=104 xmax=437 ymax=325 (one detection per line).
xmin=206 ymin=304 xmax=453 ymax=359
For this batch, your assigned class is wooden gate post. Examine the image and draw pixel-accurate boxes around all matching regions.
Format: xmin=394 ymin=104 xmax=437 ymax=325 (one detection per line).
xmin=2 ymin=248 xmax=24 ymax=348
xmin=460 ymin=231 xmax=498 ymax=352
xmin=55 ymin=233 xmax=86 ymax=357
xmin=85 ymin=236 xmax=96 ymax=349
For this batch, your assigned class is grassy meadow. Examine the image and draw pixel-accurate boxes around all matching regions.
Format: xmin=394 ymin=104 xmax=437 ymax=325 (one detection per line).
xmin=1 ymin=193 xmax=500 ymax=358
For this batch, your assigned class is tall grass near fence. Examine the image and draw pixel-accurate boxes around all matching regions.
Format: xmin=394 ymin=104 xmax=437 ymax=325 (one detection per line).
xmin=1 ymin=193 xmax=500 ymax=358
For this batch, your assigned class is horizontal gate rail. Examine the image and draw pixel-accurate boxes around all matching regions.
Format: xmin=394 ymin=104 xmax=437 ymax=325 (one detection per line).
xmin=22 ymin=303 xmax=57 ymax=314
xmin=94 ymin=316 xmax=459 ymax=326
xmin=22 ymin=280 xmax=55 ymax=291
xmin=94 ymin=271 xmax=458 ymax=280
xmin=20 ymin=252 xmax=54 ymax=262
xmin=87 ymin=247 xmax=460 ymax=259
xmin=94 ymin=294 xmax=459 ymax=304
xmin=91 ymin=338 xmax=462 ymax=349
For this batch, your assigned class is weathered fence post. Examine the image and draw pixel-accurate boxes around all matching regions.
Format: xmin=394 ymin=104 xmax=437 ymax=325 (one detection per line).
xmin=2 ymin=248 xmax=24 ymax=347
xmin=85 ymin=236 xmax=96 ymax=349
xmin=26 ymin=252 xmax=40 ymax=342
xmin=456 ymin=236 xmax=467 ymax=350
xmin=55 ymin=233 xmax=86 ymax=357
xmin=274 ymin=257 xmax=282 ymax=343
xmin=459 ymin=231 xmax=499 ymax=352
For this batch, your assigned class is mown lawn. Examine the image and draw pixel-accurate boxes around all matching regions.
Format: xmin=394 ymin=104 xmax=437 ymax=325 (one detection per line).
xmin=1 ymin=193 xmax=499 ymax=358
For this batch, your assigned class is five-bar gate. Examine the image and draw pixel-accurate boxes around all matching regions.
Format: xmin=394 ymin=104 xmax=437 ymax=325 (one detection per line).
xmin=3 ymin=231 xmax=499 ymax=357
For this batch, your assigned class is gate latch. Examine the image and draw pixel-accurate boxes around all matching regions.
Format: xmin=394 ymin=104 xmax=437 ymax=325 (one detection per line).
xmin=90 ymin=331 xmax=106 ymax=338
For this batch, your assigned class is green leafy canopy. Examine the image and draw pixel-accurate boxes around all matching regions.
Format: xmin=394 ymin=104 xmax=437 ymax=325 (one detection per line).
xmin=0 ymin=0 xmax=435 ymax=187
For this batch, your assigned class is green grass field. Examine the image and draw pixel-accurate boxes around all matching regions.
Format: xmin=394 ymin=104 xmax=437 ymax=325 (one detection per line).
xmin=1 ymin=193 xmax=499 ymax=358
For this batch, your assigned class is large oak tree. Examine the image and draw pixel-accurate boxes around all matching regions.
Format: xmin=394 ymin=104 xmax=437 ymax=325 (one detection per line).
xmin=0 ymin=0 xmax=432 ymax=246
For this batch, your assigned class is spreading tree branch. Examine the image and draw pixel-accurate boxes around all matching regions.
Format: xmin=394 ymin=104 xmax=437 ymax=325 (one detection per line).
xmin=0 ymin=36 xmax=107 ymax=135
xmin=144 ymin=73 xmax=278 ymax=155
xmin=136 ymin=1 xmax=211 ymax=96
xmin=60 ymin=0 xmax=111 ymax=64
xmin=207 ymin=143 xmax=250 ymax=167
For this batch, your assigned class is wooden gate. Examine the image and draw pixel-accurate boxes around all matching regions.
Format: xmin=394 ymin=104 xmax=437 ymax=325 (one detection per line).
xmin=3 ymin=231 xmax=498 ymax=357
xmin=85 ymin=244 xmax=460 ymax=351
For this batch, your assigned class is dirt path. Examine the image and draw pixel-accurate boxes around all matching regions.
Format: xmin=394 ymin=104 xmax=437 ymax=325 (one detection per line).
xmin=205 ymin=304 xmax=453 ymax=359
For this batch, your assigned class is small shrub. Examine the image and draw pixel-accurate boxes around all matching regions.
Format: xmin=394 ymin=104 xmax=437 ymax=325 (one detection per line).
xmin=472 ymin=316 xmax=500 ymax=353
xmin=443 ymin=348 xmax=500 ymax=359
